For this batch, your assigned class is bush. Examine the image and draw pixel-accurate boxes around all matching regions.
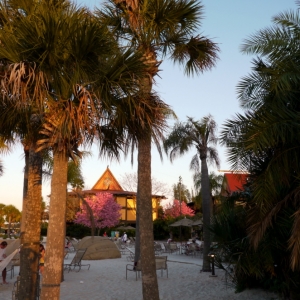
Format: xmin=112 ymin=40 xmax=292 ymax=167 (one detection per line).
xmin=66 ymin=223 xmax=91 ymax=238
xmin=210 ymin=195 xmax=300 ymax=299
xmin=153 ymin=218 xmax=169 ymax=240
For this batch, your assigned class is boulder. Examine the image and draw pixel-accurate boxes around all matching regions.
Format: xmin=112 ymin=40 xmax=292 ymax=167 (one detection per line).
xmin=76 ymin=236 xmax=121 ymax=260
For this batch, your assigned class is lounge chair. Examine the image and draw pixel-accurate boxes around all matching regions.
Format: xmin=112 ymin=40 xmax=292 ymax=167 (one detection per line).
xmin=64 ymin=248 xmax=90 ymax=273
xmin=114 ymin=240 xmax=128 ymax=255
xmin=67 ymin=239 xmax=79 ymax=252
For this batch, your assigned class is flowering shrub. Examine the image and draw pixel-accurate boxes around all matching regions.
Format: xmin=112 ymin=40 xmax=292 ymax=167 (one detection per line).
xmin=163 ymin=199 xmax=194 ymax=218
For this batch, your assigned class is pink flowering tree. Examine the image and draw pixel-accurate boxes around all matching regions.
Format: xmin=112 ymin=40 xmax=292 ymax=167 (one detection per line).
xmin=74 ymin=192 xmax=121 ymax=235
xmin=163 ymin=199 xmax=194 ymax=219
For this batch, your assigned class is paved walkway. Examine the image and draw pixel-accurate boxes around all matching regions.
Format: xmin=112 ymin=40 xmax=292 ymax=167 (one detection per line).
xmin=0 ymin=249 xmax=278 ymax=300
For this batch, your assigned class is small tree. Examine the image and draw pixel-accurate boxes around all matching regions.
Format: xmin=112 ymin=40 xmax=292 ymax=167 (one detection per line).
xmin=173 ymin=182 xmax=191 ymax=203
xmin=74 ymin=193 xmax=121 ymax=235
xmin=164 ymin=200 xmax=194 ymax=219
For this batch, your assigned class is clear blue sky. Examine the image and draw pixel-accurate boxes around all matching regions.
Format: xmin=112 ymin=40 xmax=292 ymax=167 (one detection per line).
xmin=0 ymin=0 xmax=297 ymax=210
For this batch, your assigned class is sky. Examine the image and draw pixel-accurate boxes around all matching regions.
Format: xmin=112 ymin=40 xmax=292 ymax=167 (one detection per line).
xmin=0 ymin=0 xmax=297 ymax=210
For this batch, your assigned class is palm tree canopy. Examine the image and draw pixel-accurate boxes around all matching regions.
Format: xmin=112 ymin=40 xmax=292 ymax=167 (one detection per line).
xmin=193 ymin=171 xmax=223 ymax=196
xmin=164 ymin=115 xmax=219 ymax=168
xmin=0 ymin=0 xmax=150 ymax=161
xmin=221 ymin=4 xmax=300 ymax=270
xmin=98 ymin=0 xmax=219 ymax=77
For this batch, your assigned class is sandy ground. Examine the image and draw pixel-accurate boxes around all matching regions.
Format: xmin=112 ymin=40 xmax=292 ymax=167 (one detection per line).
xmin=0 ymin=247 xmax=279 ymax=300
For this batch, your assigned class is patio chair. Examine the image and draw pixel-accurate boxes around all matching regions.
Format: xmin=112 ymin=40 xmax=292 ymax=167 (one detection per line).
xmin=126 ymin=260 xmax=141 ymax=280
xmin=195 ymin=242 xmax=203 ymax=257
xmin=169 ymin=242 xmax=180 ymax=254
xmin=162 ymin=242 xmax=171 ymax=254
xmin=185 ymin=243 xmax=196 ymax=256
xmin=154 ymin=242 xmax=163 ymax=255
xmin=126 ymin=256 xmax=168 ymax=280
xmin=126 ymin=247 xmax=135 ymax=262
xmin=155 ymin=256 xmax=168 ymax=278
xmin=64 ymin=248 xmax=90 ymax=273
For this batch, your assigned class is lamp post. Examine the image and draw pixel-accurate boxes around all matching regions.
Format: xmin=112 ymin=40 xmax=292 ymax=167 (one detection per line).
xmin=208 ymin=252 xmax=217 ymax=277
xmin=179 ymin=176 xmax=182 ymax=243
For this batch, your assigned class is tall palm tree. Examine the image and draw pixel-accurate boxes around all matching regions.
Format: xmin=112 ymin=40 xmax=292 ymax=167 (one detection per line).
xmin=27 ymin=4 xmax=145 ymax=299
xmin=193 ymin=171 xmax=223 ymax=213
xmin=43 ymin=151 xmax=87 ymax=221
xmin=0 ymin=1 xmax=145 ymax=298
xmin=164 ymin=115 xmax=219 ymax=271
xmin=99 ymin=1 xmax=219 ymax=294
xmin=0 ymin=1 xmax=47 ymax=297
xmin=104 ymin=90 xmax=172 ymax=266
xmin=221 ymin=4 xmax=300 ymax=271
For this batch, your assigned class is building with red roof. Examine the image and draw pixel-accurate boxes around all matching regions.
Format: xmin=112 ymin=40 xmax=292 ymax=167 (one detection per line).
xmin=220 ymin=172 xmax=249 ymax=197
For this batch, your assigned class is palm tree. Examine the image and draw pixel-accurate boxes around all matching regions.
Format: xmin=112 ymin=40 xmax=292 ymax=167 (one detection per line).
xmin=0 ymin=2 xmax=47 ymax=297
xmin=29 ymin=5 xmax=145 ymax=299
xmin=3 ymin=204 xmax=21 ymax=237
xmin=193 ymin=171 xmax=223 ymax=213
xmin=0 ymin=1 xmax=144 ymax=298
xmin=99 ymin=1 xmax=219 ymax=293
xmin=221 ymin=4 xmax=300 ymax=271
xmin=164 ymin=115 xmax=219 ymax=271
xmin=0 ymin=137 xmax=13 ymax=178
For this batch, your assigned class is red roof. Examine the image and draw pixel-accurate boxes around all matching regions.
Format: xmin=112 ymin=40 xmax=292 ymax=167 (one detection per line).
xmin=223 ymin=173 xmax=248 ymax=195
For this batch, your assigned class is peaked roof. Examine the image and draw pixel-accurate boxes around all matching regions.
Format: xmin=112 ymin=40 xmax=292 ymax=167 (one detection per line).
xmin=221 ymin=173 xmax=248 ymax=196
xmin=92 ymin=167 xmax=123 ymax=191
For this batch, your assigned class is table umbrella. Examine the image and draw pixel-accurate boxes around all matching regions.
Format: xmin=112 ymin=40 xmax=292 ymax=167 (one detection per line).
xmin=123 ymin=226 xmax=136 ymax=230
xmin=192 ymin=219 xmax=203 ymax=226
xmin=116 ymin=226 xmax=127 ymax=230
xmin=169 ymin=218 xmax=193 ymax=242
xmin=169 ymin=218 xmax=193 ymax=227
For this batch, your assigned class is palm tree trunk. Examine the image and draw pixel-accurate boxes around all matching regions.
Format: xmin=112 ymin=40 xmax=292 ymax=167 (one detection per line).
xmin=40 ymin=150 xmax=68 ymax=300
xmin=134 ymin=200 xmax=140 ymax=264
xmin=200 ymin=156 xmax=212 ymax=272
xmin=19 ymin=144 xmax=43 ymax=300
xmin=7 ymin=216 xmax=11 ymax=237
xmin=138 ymin=135 xmax=159 ymax=300
xmin=20 ymin=143 xmax=30 ymax=235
